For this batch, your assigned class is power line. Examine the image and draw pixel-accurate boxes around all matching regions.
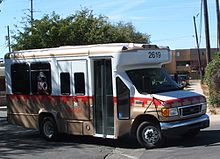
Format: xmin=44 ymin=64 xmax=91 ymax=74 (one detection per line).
xmin=153 ymin=36 xmax=192 ymax=42
xmin=0 ymin=42 xmax=7 ymax=48
xmin=0 ymin=42 xmax=8 ymax=56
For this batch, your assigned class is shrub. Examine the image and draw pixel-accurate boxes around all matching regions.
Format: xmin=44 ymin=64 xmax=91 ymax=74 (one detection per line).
xmin=204 ymin=52 xmax=220 ymax=107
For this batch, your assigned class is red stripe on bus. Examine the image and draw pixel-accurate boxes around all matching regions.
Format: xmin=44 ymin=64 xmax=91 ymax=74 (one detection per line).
xmin=7 ymin=94 xmax=203 ymax=108
xmin=7 ymin=94 xmax=93 ymax=104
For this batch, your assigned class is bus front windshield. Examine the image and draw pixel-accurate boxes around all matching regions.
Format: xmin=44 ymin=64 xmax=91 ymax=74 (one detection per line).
xmin=126 ymin=68 xmax=180 ymax=94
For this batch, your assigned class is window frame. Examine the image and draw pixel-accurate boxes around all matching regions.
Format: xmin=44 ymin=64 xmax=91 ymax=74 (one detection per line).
xmin=74 ymin=72 xmax=85 ymax=95
xmin=11 ymin=63 xmax=30 ymax=94
xmin=30 ymin=62 xmax=52 ymax=95
xmin=116 ymin=77 xmax=130 ymax=120
xmin=60 ymin=72 xmax=71 ymax=95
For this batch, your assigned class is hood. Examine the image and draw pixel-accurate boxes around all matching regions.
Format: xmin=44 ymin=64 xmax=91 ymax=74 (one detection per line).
xmin=152 ymin=90 xmax=204 ymax=102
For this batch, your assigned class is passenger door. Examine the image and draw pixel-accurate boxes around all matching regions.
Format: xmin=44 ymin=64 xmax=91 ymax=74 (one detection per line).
xmin=93 ymin=59 xmax=114 ymax=137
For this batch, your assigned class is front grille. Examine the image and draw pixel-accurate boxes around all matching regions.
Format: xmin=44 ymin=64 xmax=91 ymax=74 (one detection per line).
xmin=180 ymin=105 xmax=202 ymax=116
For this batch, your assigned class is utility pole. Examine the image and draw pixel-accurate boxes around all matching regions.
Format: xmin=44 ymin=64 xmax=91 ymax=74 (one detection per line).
xmin=7 ymin=26 xmax=11 ymax=52
xmin=203 ymin=0 xmax=211 ymax=64
xmin=193 ymin=16 xmax=202 ymax=79
xmin=216 ymin=0 xmax=220 ymax=51
xmin=30 ymin=0 xmax=34 ymax=27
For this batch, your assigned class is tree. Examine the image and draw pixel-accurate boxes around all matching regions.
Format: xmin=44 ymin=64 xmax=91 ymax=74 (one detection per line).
xmin=12 ymin=9 xmax=150 ymax=51
xmin=204 ymin=52 xmax=220 ymax=108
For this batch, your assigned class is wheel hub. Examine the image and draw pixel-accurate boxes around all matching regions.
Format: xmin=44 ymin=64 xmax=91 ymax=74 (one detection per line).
xmin=44 ymin=121 xmax=54 ymax=138
xmin=143 ymin=127 xmax=159 ymax=144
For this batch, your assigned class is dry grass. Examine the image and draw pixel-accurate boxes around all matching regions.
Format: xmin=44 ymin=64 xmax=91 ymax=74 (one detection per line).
xmin=201 ymin=83 xmax=209 ymax=96
xmin=208 ymin=107 xmax=220 ymax=115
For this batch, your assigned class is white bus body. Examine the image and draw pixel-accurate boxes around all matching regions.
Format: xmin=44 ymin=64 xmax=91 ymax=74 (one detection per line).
xmin=5 ymin=43 xmax=209 ymax=148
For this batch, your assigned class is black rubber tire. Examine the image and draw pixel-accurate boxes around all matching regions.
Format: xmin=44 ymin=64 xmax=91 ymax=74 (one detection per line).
xmin=136 ymin=121 xmax=163 ymax=149
xmin=39 ymin=116 xmax=58 ymax=141
xmin=181 ymin=129 xmax=200 ymax=139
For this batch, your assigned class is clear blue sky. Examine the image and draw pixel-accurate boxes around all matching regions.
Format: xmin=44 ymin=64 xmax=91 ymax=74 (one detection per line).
xmin=0 ymin=0 xmax=217 ymax=57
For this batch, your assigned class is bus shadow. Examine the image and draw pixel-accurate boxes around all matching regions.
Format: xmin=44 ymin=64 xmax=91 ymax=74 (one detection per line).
xmin=162 ymin=130 xmax=220 ymax=148
xmin=0 ymin=118 xmax=142 ymax=159
xmin=57 ymin=134 xmax=142 ymax=149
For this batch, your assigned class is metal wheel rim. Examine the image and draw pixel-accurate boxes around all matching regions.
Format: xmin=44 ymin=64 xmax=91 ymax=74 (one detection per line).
xmin=43 ymin=120 xmax=54 ymax=138
xmin=142 ymin=126 xmax=160 ymax=145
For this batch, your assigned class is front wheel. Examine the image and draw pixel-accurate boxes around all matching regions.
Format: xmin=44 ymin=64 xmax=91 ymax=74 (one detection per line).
xmin=39 ymin=116 xmax=58 ymax=141
xmin=136 ymin=122 xmax=163 ymax=149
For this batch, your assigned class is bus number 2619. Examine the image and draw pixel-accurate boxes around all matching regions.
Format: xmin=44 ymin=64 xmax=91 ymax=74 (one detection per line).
xmin=148 ymin=52 xmax=161 ymax=58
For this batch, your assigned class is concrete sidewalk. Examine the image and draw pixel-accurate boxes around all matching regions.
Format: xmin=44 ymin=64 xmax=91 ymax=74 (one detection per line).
xmin=186 ymin=80 xmax=204 ymax=95
xmin=209 ymin=114 xmax=220 ymax=123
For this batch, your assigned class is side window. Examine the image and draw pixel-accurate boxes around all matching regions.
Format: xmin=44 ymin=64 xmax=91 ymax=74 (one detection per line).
xmin=60 ymin=72 xmax=70 ymax=95
xmin=11 ymin=63 xmax=30 ymax=94
xmin=74 ymin=73 xmax=85 ymax=95
xmin=31 ymin=63 xmax=51 ymax=95
xmin=116 ymin=77 xmax=130 ymax=120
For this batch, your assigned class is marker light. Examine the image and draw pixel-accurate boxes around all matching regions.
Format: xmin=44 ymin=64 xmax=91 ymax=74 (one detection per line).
xmin=201 ymin=103 xmax=207 ymax=111
xmin=161 ymin=107 xmax=179 ymax=117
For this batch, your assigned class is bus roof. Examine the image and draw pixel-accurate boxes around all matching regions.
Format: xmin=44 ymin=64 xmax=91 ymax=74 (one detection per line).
xmin=4 ymin=43 xmax=169 ymax=59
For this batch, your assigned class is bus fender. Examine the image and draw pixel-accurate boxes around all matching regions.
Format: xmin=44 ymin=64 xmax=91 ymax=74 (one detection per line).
xmin=38 ymin=108 xmax=60 ymax=128
xmin=130 ymin=114 xmax=160 ymax=137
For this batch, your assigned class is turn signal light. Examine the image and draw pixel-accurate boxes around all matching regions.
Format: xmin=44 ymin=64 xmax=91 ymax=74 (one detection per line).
xmin=161 ymin=108 xmax=179 ymax=117
xmin=161 ymin=108 xmax=169 ymax=117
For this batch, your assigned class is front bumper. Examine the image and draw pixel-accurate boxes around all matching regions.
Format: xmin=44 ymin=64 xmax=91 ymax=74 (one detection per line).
xmin=160 ymin=114 xmax=210 ymax=135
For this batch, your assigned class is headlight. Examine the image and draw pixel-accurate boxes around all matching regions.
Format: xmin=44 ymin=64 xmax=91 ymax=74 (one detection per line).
xmin=161 ymin=107 xmax=179 ymax=117
xmin=201 ymin=103 xmax=207 ymax=111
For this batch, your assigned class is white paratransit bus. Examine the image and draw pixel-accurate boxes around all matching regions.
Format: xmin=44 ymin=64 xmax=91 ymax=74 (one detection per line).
xmin=4 ymin=43 xmax=209 ymax=148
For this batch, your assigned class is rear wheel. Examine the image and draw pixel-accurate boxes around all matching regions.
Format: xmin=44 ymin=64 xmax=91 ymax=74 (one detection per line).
xmin=136 ymin=121 xmax=163 ymax=149
xmin=39 ymin=116 xmax=58 ymax=141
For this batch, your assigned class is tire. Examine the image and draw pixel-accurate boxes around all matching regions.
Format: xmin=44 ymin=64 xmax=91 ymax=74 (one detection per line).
xmin=39 ymin=116 xmax=58 ymax=141
xmin=181 ymin=129 xmax=200 ymax=139
xmin=136 ymin=122 xmax=163 ymax=149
